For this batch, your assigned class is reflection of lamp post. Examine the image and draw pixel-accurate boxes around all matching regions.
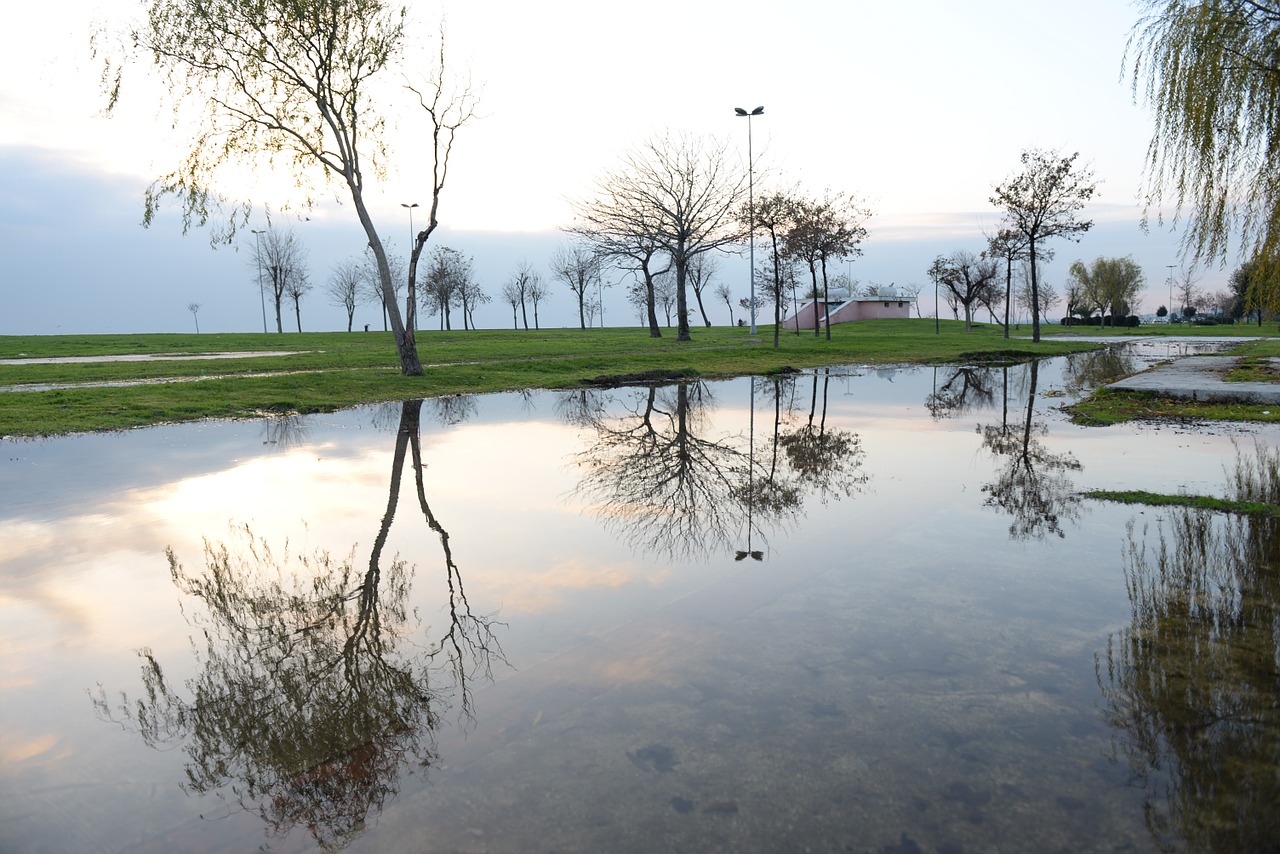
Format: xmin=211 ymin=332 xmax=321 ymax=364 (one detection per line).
xmin=252 ymin=229 xmax=267 ymax=333
xmin=735 ymin=378 xmax=764 ymax=561
xmin=735 ymin=106 xmax=763 ymax=335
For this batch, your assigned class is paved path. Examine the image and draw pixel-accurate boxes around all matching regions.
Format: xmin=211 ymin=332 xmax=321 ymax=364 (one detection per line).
xmin=1108 ymin=354 xmax=1280 ymax=404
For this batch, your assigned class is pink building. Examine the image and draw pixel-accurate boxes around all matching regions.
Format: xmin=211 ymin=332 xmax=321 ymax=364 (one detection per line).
xmin=783 ymin=286 xmax=915 ymax=330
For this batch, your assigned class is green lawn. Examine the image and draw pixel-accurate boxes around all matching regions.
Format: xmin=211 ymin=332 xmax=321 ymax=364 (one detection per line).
xmin=3 ymin=319 xmax=1277 ymax=437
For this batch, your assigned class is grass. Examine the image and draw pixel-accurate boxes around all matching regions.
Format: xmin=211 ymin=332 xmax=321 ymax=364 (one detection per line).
xmin=1086 ymin=438 xmax=1280 ymax=517
xmin=6 ymin=319 xmax=1280 ymax=438
xmin=1084 ymin=489 xmax=1280 ymax=516
xmin=1 ymin=320 xmax=1106 ymax=437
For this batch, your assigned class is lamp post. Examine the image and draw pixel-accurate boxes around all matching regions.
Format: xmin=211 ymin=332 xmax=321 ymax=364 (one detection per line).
xmin=401 ymin=202 xmax=419 ymax=250
xmin=402 ymin=203 xmax=419 ymax=332
xmin=735 ymin=106 xmax=763 ymax=335
xmin=252 ymin=229 xmax=267 ymax=333
xmin=1167 ymin=264 xmax=1176 ymax=319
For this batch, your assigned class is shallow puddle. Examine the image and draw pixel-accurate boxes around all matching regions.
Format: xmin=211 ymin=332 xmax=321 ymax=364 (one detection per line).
xmin=2 ymin=344 xmax=1277 ymax=852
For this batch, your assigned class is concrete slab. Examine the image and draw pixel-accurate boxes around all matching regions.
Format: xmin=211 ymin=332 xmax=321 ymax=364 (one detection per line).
xmin=1107 ymin=354 xmax=1280 ymax=404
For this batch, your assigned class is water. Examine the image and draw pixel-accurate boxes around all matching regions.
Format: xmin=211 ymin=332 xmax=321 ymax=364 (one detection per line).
xmin=2 ymin=343 xmax=1277 ymax=853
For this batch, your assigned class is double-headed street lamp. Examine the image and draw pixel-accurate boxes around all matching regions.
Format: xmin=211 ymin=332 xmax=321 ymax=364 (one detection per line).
xmin=735 ymin=105 xmax=763 ymax=335
xmin=401 ymin=202 xmax=419 ymax=250
xmin=252 ymin=229 xmax=267 ymax=333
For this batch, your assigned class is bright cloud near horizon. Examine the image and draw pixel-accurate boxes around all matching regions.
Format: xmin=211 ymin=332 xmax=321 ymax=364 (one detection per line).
xmin=0 ymin=0 xmax=1233 ymax=335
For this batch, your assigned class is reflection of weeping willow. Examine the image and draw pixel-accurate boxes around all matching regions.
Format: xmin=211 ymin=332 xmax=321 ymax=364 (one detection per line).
xmin=572 ymin=381 xmax=800 ymax=561
xmin=1061 ymin=345 xmax=1139 ymax=397
xmin=978 ymin=361 xmax=1082 ymax=540
xmin=776 ymin=369 xmax=869 ymax=504
xmin=92 ymin=399 xmax=502 ymax=851
xmin=1098 ymin=508 xmax=1280 ymax=853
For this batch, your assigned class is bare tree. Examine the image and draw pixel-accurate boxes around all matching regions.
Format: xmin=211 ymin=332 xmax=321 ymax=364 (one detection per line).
xmin=252 ymin=228 xmax=309 ymax=333
xmin=420 ymin=246 xmax=468 ymax=331
xmin=502 ymin=261 xmax=539 ymax=330
xmin=187 ymin=302 xmax=201 ymax=333
xmin=714 ymin=282 xmax=735 ymax=326
xmin=403 ymin=28 xmax=480 ymax=341
xmin=362 ymin=244 xmax=406 ymax=332
xmin=750 ymin=191 xmax=801 ymax=348
xmin=1174 ymin=266 xmax=1203 ymax=316
xmin=526 ymin=272 xmax=551 ymax=330
xmin=786 ymin=191 xmax=872 ymax=340
xmin=933 ymin=251 xmax=1000 ymax=331
xmin=284 ymin=268 xmax=311 ymax=332
xmin=571 ymin=133 xmax=747 ymax=341
xmin=686 ymin=254 xmax=719 ymax=328
xmin=986 ymin=227 xmax=1032 ymax=338
xmin=326 ymin=258 xmax=363 ymax=332
xmin=991 ymin=149 xmax=1098 ymax=341
xmin=550 ymin=242 xmax=602 ymax=330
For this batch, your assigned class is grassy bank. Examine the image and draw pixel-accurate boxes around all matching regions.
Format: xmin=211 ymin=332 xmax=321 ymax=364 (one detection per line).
xmin=1065 ymin=336 xmax=1280 ymax=426
xmin=2 ymin=320 xmax=1101 ymax=437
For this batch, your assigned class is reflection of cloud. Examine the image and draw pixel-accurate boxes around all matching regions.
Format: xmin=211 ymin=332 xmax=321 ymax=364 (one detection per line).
xmin=493 ymin=558 xmax=670 ymax=614
xmin=0 ymin=732 xmax=61 ymax=765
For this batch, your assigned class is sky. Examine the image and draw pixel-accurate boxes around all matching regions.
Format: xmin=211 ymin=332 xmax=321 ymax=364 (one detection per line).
xmin=0 ymin=0 xmax=1236 ymax=336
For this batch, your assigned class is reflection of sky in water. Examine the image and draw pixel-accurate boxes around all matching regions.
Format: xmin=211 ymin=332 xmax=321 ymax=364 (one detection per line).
xmin=2 ymin=353 xmax=1278 ymax=852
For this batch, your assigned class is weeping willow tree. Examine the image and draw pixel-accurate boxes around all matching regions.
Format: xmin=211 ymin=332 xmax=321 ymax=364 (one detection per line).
xmin=1127 ymin=2 xmax=1280 ymax=295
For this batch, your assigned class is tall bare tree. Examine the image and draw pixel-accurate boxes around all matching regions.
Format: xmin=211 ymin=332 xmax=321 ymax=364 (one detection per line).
xmin=571 ymin=133 xmax=747 ymax=341
xmin=403 ymin=28 xmax=480 ymax=340
xmin=991 ymin=149 xmax=1098 ymax=341
xmin=101 ymin=0 xmax=449 ymax=373
xmin=786 ymin=192 xmax=871 ymax=340
xmin=987 ymin=227 xmax=1031 ymax=338
xmin=253 ymin=228 xmax=308 ymax=333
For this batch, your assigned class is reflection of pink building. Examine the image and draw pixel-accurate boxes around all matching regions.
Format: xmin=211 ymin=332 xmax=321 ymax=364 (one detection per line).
xmin=783 ymin=286 xmax=915 ymax=330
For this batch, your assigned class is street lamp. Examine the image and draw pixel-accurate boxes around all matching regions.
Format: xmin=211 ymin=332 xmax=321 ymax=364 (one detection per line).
xmin=252 ymin=229 xmax=267 ymax=333
xmin=401 ymin=202 xmax=419 ymax=250
xmin=1167 ymin=264 xmax=1176 ymax=319
xmin=735 ymin=105 xmax=763 ymax=335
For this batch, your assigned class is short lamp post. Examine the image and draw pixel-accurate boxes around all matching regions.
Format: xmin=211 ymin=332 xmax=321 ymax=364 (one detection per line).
xmin=735 ymin=105 xmax=763 ymax=335
xmin=252 ymin=229 xmax=267 ymax=333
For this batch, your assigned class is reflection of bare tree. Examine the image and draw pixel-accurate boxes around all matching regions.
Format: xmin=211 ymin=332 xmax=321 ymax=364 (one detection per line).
xmin=1098 ymin=509 xmax=1280 ymax=852
xmin=92 ymin=400 xmax=502 ymax=850
xmin=926 ymin=366 xmax=997 ymax=419
xmin=1061 ymin=346 xmax=1139 ymax=396
xmin=776 ymin=369 xmax=869 ymax=504
xmin=573 ymin=382 xmax=777 ymax=560
xmin=426 ymin=394 xmax=478 ymax=426
xmin=259 ymin=413 xmax=312 ymax=449
xmin=978 ymin=361 xmax=1082 ymax=539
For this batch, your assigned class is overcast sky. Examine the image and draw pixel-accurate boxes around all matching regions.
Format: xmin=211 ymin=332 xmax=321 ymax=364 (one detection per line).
xmin=0 ymin=0 xmax=1230 ymax=336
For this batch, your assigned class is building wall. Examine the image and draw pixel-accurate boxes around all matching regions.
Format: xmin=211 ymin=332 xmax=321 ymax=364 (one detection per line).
xmin=785 ymin=298 xmax=914 ymax=329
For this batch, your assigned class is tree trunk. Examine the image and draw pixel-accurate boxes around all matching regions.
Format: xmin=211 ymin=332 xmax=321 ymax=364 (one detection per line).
xmin=676 ymin=244 xmax=692 ymax=342
xmin=353 ymin=196 xmax=421 ymax=375
xmin=1028 ymin=240 xmax=1042 ymax=342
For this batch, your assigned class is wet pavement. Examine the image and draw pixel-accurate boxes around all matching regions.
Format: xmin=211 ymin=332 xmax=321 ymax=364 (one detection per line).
xmin=1107 ymin=354 xmax=1280 ymax=404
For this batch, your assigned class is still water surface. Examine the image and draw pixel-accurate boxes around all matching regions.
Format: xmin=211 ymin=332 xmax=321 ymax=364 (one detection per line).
xmin=2 ymin=343 xmax=1278 ymax=853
